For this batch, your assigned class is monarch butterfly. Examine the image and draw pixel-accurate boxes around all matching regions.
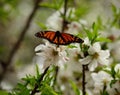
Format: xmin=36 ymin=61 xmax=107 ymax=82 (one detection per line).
xmin=35 ymin=31 xmax=84 ymax=46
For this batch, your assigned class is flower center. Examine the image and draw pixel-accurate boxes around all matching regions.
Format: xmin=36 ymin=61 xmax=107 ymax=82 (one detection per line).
xmin=93 ymin=52 xmax=99 ymax=59
xmin=74 ymin=53 xmax=81 ymax=62
xmin=52 ymin=49 xmax=58 ymax=56
xmin=102 ymin=79 xmax=109 ymax=85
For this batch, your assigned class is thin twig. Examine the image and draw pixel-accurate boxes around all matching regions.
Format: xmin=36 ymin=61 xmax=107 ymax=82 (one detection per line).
xmin=7 ymin=0 xmax=43 ymax=66
xmin=82 ymin=65 xmax=86 ymax=95
xmin=62 ymin=0 xmax=68 ymax=32
xmin=0 ymin=0 xmax=43 ymax=82
xmin=30 ymin=66 xmax=49 ymax=95
xmin=53 ymin=66 xmax=59 ymax=87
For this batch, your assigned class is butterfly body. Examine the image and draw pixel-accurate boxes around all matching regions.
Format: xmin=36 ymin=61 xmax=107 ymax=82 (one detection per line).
xmin=35 ymin=31 xmax=84 ymax=45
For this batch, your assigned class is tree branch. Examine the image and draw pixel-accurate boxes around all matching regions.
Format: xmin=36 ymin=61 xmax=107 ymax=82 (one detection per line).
xmin=7 ymin=0 xmax=43 ymax=66
xmin=30 ymin=66 xmax=49 ymax=95
xmin=62 ymin=0 xmax=68 ymax=32
xmin=0 ymin=0 xmax=43 ymax=82
xmin=82 ymin=65 xmax=86 ymax=95
xmin=53 ymin=66 xmax=59 ymax=87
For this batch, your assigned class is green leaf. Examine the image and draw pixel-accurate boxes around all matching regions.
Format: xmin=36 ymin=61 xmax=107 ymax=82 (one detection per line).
xmin=35 ymin=64 xmax=40 ymax=79
xmin=68 ymin=44 xmax=78 ymax=48
xmin=0 ymin=90 xmax=8 ymax=95
xmin=67 ymin=8 xmax=75 ymax=21
xmin=69 ymin=80 xmax=80 ymax=95
xmin=111 ymin=4 xmax=117 ymax=14
xmin=111 ymin=65 xmax=116 ymax=79
xmin=39 ymin=3 xmax=57 ymax=10
xmin=39 ymin=0 xmax=63 ymax=10
xmin=96 ymin=16 xmax=105 ymax=30
xmin=74 ymin=6 xmax=89 ymax=21
xmin=96 ymin=37 xmax=111 ymax=42
xmin=110 ymin=80 xmax=117 ymax=88
xmin=92 ymin=22 xmax=98 ymax=36
xmin=41 ymin=84 xmax=58 ymax=95
xmin=92 ymin=22 xmax=99 ymax=43
xmin=101 ymin=90 xmax=109 ymax=95
xmin=110 ymin=4 xmax=120 ymax=28
xmin=83 ymin=27 xmax=92 ymax=41
xmin=36 ymin=21 xmax=48 ymax=30
xmin=53 ymin=0 xmax=63 ymax=10
xmin=20 ymin=88 xmax=30 ymax=95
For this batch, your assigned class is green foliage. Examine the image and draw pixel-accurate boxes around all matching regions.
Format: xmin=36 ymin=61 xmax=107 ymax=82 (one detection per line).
xmin=100 ymin=90 xmax=109 ymax=95
xmin=103 ymin=64 xmax=120 ymax=88
xmin=100 ymin=85 xmax=109 ymax=95
xmin=110 ymin=80 xmax=117 ymax=88
xmin=9 ymin=65 xmax=60 ymax=95
xmin=116 ymin=71 xmax=120 ymax=79
xmin=69 ymin=80 xmax=80 ymax=95
xmin=73 ymin=6 xmax=89 ymax=21
xmin=68 ymin=44 xmax=78 ymax=48
xmin=96 ymin=16 xmax=106 ymax=30
xmin=41 ymin=84 xmax=59 ymax=95
xmin=39 ymin=0 xmax=63 ymax=10
xmin=0 ymin=90 xmax=8 ymax=95
xmin=111 ymin=4 xmax=120 ymax=28
xmin=83 ymin=22 xmax=99 ymax=44
xmin=36 ymin=21 xmax=48 ymax=30
xmin=39 ymin=0 xmax=88 ymax=23
xmin=83 ymin=21 xmax=111 ymax=44
xmin=103 ymin=65 xmax=116 ymax=79
xmin=0 ymin=0 xmax=19 ymax=23
xmin=96 ymin=37 xmax=111 ymax=43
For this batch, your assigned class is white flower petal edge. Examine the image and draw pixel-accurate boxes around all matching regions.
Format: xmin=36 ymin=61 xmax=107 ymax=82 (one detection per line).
xmin=88 ymin=42 xmax=101 ymax=55
xmin=88 ymin=59 xmax=98 ymax=71
xmin=91 ymin=71 xmax=113 ymax=89
xmin=79 ymin=56 xmax=92 ymax=65
xmin=99 ymin=50 xmax=110 ymax=59
xmin=83 ymin=37 xmax=90 ymax=46
xmin=114 ymin=63 xmax=120 ymax=73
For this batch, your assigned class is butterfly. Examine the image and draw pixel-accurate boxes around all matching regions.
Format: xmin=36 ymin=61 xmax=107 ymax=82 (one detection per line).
xmin=35 ymin=31 xmax=84 ymax=46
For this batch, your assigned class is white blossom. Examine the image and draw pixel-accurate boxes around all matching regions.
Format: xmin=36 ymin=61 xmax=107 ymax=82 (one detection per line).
xmin=83 ymin=37 xmax=91 ymax=46
xmin=91 ymin=71 xmax=113 ymax=94
xmin=106 ymin=81 xmax=120 ymax=95
xmin=79 ymin=42 xmax=110 ymax=71
xmin=46 ymin=7 xmax=85 ymax=34
xmin=66 ymin=21 xmax=82 ymax=34
xmin=46 ymin=8 xmax=75 ymax=31
xmin=46 ymin=10 xmax=62 ymax=31
xmin=35 ymin=42 xmax=68 ymax=69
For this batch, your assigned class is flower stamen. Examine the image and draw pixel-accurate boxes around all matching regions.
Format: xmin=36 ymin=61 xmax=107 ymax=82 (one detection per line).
xmin=93 ymin=52 xmax=99 ymax=59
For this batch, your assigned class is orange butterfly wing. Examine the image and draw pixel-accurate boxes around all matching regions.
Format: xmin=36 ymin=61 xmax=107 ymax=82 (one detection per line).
xmin=35 ymin=31 xmax=57 ymax=43
xmin=60 ymin=33 xmax=84 ymax=45
xmin=35 ymin=31 xmax=84 ymax=45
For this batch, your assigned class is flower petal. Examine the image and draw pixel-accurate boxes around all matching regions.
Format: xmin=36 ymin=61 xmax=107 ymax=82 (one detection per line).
xmin=83 ymin=37 xmax=90 ymax=46
xmin=88 ymin=42 xmax=101 ymax=55
xmin=93 ymin=42 xmax=101 ymax=52
xmin=99 ymin=50 xmax=110 ymax=59
xmin=88 ymin=59 xmax=98 ymax=71
xmin=35 ymin=44 xmax=45 ymax=52
xmin=79 ymin=56 xmax=92 ymax=65
xmin=98 ymin=57 xmax=109 ymax=65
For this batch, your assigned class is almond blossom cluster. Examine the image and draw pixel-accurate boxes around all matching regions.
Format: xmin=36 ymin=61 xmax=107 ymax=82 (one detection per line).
xmin=35 ymin=7 xmax=120 ymax=95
